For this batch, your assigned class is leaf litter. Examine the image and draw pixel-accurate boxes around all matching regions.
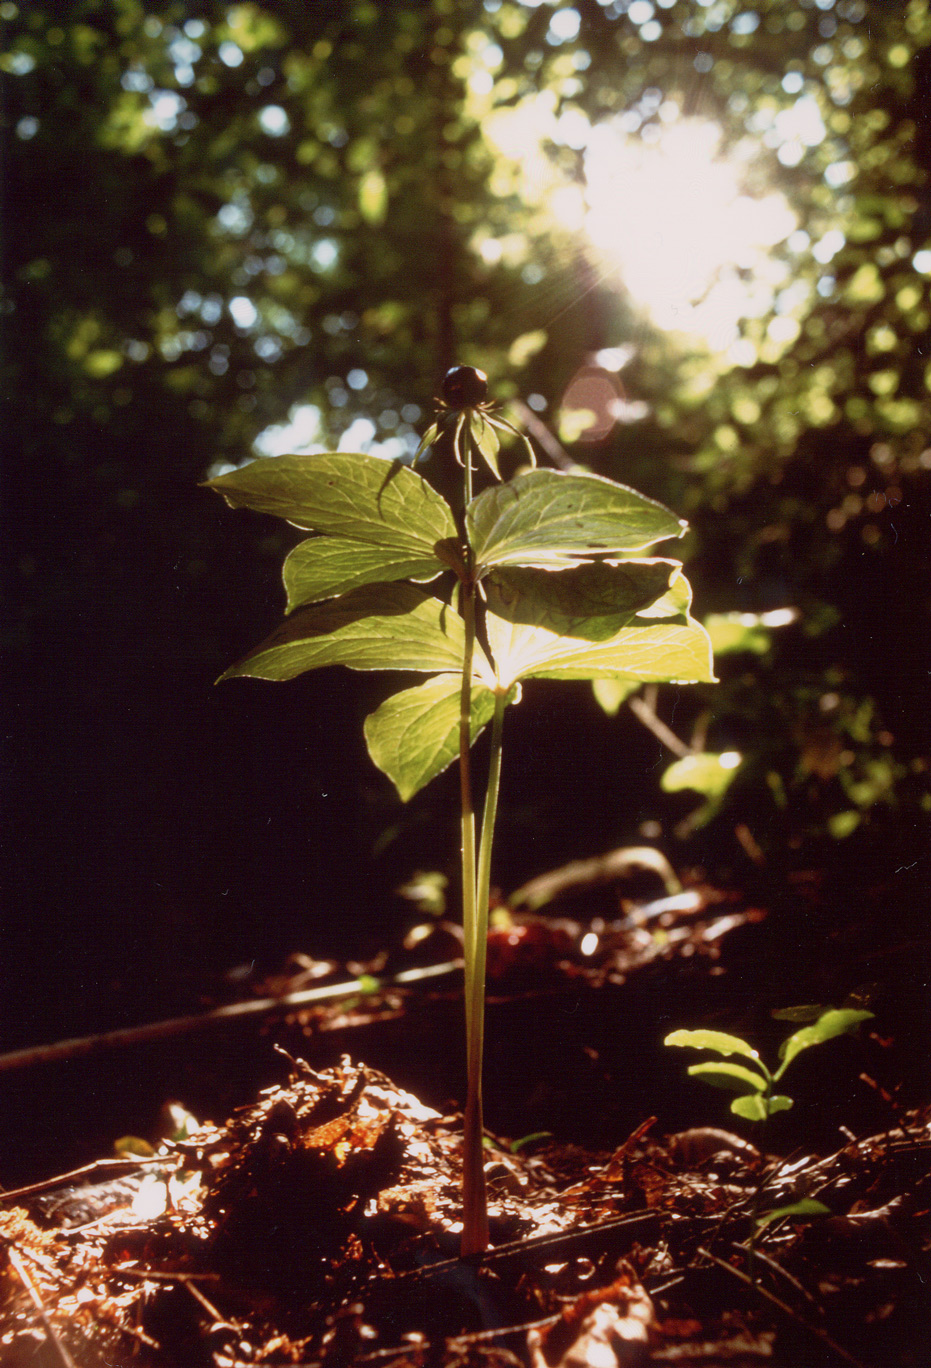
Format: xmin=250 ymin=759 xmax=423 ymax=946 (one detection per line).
xmin=2 ymin=867 xmax=929 ymax=1366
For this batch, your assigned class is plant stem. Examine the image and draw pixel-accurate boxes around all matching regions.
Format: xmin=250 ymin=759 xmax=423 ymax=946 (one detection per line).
xmin=462 ymin=688 xmax=506 ymax=1257
xmin=459 ymin=585 xmax=485 ymax=1251
xmin=457 ymin=415 xmax=488 ymax=1258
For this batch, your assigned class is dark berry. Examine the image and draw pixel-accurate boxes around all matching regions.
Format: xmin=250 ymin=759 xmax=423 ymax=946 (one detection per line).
xmin=443 ymin=365 xmax=488 ymax=408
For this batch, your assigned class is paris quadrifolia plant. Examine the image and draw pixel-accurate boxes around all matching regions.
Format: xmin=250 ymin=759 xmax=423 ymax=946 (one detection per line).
xmin=206 ymin=366 xmax=715 ymax=1257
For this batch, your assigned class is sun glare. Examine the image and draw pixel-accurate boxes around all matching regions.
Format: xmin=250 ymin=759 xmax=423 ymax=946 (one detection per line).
xmin=482 ymin=94 xmax=800 ymax=360
xmin=577 ymin=119 xmax=798 ymax=352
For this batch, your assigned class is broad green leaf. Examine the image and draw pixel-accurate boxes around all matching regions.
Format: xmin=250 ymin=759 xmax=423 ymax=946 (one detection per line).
xmin=219 ymin=583 xmax=494 ymax=684
xmin=467 ymin=469 xmax=686 ymax=572
xmin=661 ymin=752 xmax=743 ymax=803
xmin=485 ymin=601 xmax=715 ymax=690
xmin=485 ymin=560 xmax=677 ymax=641
xmin=755 ymin=1199 xmax=830 ymax=1229
xmin=665 ymin=1029 xmax=764 ymax=1065
xmin=205 ymin=452 xmax=457 ymax=560
xmin=592 ymin=678 xmax=640 ymax=715
xmin=364 ymin=674 xmax=498 ymax=801
xmin=775 ymin=1008 xmax=874 ymax=1076
xmin=283 ymin=536 xmax=446 ymax=610
xmin=767 ymin=1094 xmax=794 ymax=1113
xmin=687 ymin=1062 xmax=769 ymax=1094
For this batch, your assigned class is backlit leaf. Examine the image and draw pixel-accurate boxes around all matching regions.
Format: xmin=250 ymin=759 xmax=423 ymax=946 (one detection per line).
xmin=592 ymin=678 xmax=640 ymax=715
xmin=364 ymin=674 xmax=498 ymax=801
xmin=205 ymin=451 xmax=457 ymax=560
xmin=731 ymin=1094 xmax=769 ymax=1122
xmin=687 ymin=1061 xmax=768 ymax=1094
xmin=664 ymin=1029 xmax=764 ymax=1064
xmin=283 ymin=536 xmax=445 ymax=610
xmin=731 ymin=1094 xmax=794 ymax=1121
xmin=220 ymin=582 xmax=494 ymax=684
xmin=661 ymin=753 xmax=742 ymax=802
xmin=467 ymin=469 xmax=685 ymax=572
xmin=485 ymin=585 xmax=715 ymax=690
xmin=765 ymin=1094 xmax=794 ymax=1114
xmin=484 ymin=560 xmax=677 ymax=641
xmin=704 ymin=612 xmax=773 ymax=656
xmin=755 ymin=1199 xmax=830 ymax=1228
xmin=776 ymin=1008 xmax=874 ymax=1074
xmin=731 ymin=1093 xmax=795 ymax=1121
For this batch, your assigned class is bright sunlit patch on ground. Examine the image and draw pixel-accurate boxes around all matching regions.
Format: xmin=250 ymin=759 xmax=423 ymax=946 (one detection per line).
xmin=576 ymin=119 xmax=798 ymax=351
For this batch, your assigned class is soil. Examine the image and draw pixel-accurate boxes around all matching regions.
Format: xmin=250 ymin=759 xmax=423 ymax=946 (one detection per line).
xmin=1 ymin=859 xmax=929 ymax=1367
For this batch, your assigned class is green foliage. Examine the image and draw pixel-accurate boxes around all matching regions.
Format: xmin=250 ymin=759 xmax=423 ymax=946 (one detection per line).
xmin=703 ymin=613 xmax=775 ymax=658
xmin=218 ymin=582 xmax=481 ymax=686
xmin=665 ymin=1008 xmax=875 ymax=1123
xmin=364 ymin=676 xmax=497 ymax=802
xmin=209 ymin=452 xmax=457 ymax=562
xmin=466 ymin=471 xmax=685 ymax=571
xmin=754 ymin=1199 xmax=831 ymax=1230
xmin=210 ymin=442 xmax=711 ymax=798
xmin=661 ymin=753 xmax=743 ymax=804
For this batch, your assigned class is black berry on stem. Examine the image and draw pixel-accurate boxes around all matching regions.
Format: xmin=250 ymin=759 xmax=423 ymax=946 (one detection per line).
xmin=443 ymin=365 xmax=488 ymax=408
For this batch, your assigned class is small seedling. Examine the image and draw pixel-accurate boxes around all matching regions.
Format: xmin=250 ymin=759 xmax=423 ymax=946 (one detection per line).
xmin=666 ymin=1007 xmax=875 ymax=1237
xmin=664 ymin=1006 xmax=875 ymax=1124
xmin=207 ymin=367 xmax=714 ymax=1255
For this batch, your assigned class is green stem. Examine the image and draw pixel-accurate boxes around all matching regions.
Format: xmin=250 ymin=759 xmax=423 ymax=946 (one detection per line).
xmin=456 ymin=414 xmax=488 ymax=1257
xmin=461 ymin=688 xmax=506 ymax=1258
xmin=745 ymin=1092 xmax=772 ymax=1284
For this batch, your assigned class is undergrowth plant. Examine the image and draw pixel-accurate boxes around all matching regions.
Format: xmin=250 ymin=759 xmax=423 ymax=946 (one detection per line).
xmin=665 ymin=1007 xmax=875 ymax=1124
xmin=207 ymin=366 xmax=714 ymax=1256
xmin=666 ymin=1007 xmax=875 ymax=1228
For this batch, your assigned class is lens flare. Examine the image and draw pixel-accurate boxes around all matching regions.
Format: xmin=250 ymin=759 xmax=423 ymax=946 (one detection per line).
xmin=577 ymin=119 xmax=797 ymax=349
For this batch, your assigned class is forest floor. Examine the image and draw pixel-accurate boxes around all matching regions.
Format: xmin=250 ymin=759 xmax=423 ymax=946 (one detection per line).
xmin=1 ymin=855 xmax=929 ymax=1366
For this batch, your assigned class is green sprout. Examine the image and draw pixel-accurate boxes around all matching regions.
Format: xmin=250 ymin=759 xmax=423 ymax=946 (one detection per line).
xmin=666 ymin=1007 xmax=875 ymax=1247
xmin=207 ymin=366 xmax=714 ymax=1256
xmin=664 ymin=1007 xmax=875 ymax=1125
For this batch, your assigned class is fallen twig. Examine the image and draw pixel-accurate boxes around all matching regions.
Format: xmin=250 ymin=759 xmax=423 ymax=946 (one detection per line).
xmin=1 ymin=1154 xmax=174 ymax=1206
xmin=628 ymin=693 xmax=693 ymax=759
xmin=510 ymin=846 xmax=682 ymax=910
xmin=0 ymin=959 xmax=463 ymax=1074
